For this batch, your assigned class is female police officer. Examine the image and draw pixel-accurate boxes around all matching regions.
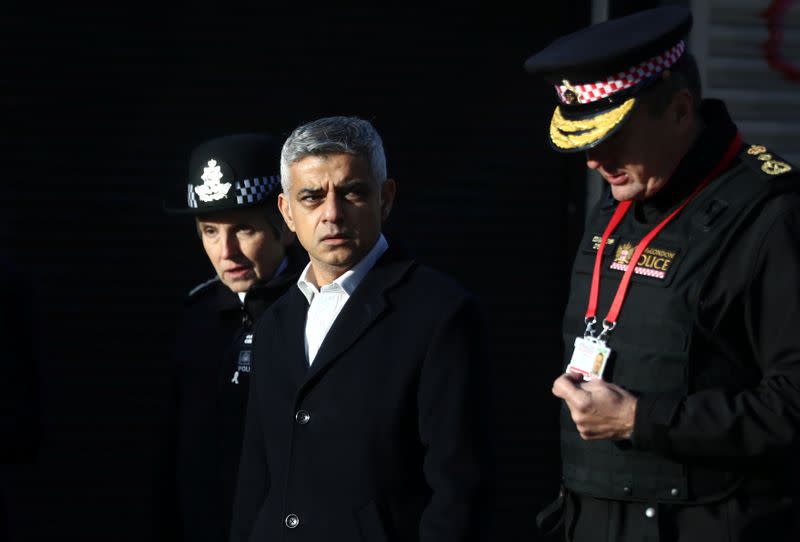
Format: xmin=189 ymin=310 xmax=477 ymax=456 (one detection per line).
xmin=160 ymin=133 xmax=306 ymax=542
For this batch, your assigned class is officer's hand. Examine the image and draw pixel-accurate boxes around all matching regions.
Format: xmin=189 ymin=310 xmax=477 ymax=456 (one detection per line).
xmin=552 ymin=372 xmax=637 ymax=441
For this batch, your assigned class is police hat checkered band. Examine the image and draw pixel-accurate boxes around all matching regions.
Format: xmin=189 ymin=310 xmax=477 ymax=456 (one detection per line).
xmin=187 ymin=184 xmax=199 ymax=209
xmin=556 ymin=40 xmax=686 ymax=105
xmin=235 ymin=176 xmax=281 ymax=205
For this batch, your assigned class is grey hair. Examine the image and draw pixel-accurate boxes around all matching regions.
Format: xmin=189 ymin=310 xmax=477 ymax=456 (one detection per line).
xmin=279 ymin=116 xmax=387 ymax=193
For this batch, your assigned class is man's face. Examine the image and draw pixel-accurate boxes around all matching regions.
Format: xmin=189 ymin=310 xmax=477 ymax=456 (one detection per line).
xmin=584 ymin=97 xmax=687 ymax=202
xmin=196 ymin=206 xmax=291 ymax=293
xmin=278 ymin=153 xmax=395 ymax=286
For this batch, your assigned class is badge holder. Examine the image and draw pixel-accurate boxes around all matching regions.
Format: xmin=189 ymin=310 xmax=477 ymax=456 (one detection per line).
xmin=567 ymin=317 xmax=614 ymax=381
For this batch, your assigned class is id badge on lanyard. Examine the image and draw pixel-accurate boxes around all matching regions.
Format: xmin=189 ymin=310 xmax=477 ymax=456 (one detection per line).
xmin=568 ymin=336 xmax=612 ymax=381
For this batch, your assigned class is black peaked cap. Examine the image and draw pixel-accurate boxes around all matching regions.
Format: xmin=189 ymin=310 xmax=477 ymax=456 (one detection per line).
xmin=524 ymin=6 xmax=692 ymax=83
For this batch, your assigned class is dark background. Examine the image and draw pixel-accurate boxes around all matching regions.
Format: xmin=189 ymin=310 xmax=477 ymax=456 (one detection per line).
xmin=0 ymin=2 xmax=659 ymax=540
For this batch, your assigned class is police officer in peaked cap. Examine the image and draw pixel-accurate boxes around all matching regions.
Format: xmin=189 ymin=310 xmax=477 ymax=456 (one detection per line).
xmin=157 ymin=132 xmax=307 ymax=542
xmin=525 ymin=6 xmax=800 ymax=541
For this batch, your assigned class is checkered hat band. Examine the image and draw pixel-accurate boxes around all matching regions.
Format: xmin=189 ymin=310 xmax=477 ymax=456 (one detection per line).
xmin=556 ymin=40 xmax=686 ymax=104
xmin=187 ymin=184 xmax=199 ymax=208
xmin=235 ymin=175 xmax=281 ymax=205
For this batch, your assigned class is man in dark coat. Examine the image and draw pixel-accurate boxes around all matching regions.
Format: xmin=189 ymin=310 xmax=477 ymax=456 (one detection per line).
xmin=524 ymin=6 xmax=800 ymax=541
xmin=159 ymin=133 xmax=307 ymax=541
xmin=230 ymin=116 xmax=494 ymax=542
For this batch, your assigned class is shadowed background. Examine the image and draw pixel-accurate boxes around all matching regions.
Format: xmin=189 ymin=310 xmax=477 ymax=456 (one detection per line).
xmin=0 ymin=3 xmax=596 ymax=540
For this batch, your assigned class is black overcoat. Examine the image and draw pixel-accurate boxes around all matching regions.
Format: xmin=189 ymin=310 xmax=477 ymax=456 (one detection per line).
xmin=230 ymin=246 xmax=494 ymax=542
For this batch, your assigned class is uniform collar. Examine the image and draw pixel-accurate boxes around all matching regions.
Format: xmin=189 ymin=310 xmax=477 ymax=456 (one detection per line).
xmin=636 ymin=99 xmax=739 ymax=224
xmin=244 ymin=244 xmax=308 ymax=319
xmin=238 ymin=256 xmax=289 ymax=304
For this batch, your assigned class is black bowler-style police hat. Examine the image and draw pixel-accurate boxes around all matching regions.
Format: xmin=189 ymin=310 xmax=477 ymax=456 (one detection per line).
xmin=524 ymin=6 xmax=693 ymax=152
xmin=164 ymin=132 xmax=283 ymax=214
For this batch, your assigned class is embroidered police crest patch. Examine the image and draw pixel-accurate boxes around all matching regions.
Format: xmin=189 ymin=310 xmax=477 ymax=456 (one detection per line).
xmin=609 ymin=243 xmax=677 ymax=280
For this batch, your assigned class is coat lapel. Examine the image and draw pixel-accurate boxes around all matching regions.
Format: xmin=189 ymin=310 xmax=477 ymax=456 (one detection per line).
xmin=273 ymin=288 xmax=312 ymax=389
xmin=301 ymin=250 xmax=415 ymax=390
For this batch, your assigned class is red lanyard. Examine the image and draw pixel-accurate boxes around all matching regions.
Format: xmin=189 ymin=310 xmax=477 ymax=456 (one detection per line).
xmin=586 ymin=131 xmax=743 ymax=334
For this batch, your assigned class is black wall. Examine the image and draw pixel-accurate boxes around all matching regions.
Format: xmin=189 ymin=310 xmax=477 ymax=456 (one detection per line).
xmin=2 ymin=3 xmax=590 ymax=540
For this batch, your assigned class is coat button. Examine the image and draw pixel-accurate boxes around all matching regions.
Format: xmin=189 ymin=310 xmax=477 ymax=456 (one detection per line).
xmin=295 ymin=410 xmax=310 ymax=425
xmin=285 ymin=513 xmax=300 ymax=528
xmin=644 ymin=506 xmax=656 ymax=518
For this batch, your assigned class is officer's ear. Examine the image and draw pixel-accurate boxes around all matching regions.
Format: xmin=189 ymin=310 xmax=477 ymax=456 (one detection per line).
xmin=671 ymin=88 xmax=695 ymax=127
xmin=278 ymin=192 xmax=296 ymax=233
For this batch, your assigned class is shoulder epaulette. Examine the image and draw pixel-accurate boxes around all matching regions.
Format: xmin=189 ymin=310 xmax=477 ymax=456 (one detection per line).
xmin=187 ymin=276 xmax=220 ymax=298
xmin=741 ymin=143 xmax=795 ymax=178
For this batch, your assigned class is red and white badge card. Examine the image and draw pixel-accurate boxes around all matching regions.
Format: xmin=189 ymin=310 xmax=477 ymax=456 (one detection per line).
xmin=567 ymin=337 xmax=611 ymax=381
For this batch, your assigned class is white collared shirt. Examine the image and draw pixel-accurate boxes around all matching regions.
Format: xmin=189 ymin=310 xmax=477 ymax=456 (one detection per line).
xmin=297 ymin=235 xmax=388 ymax=365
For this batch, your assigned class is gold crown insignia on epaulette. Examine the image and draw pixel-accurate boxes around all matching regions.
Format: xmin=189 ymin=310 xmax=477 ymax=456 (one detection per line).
xmin=746 ymin=144 xmax=792 ymax=176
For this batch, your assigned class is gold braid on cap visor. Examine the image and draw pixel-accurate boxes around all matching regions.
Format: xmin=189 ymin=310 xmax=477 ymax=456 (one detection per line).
xmin=549 ymin=98 xmax=636 ymax=150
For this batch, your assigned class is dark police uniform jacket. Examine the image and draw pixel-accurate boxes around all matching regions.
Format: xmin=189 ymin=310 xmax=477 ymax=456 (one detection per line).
xmin=165 ymin=247 xmax=306 ymax=542
xmin=230 ymin=243 xmax=494 ymax=542
xmin=559 ymin=100 xmax=800 ymax=541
